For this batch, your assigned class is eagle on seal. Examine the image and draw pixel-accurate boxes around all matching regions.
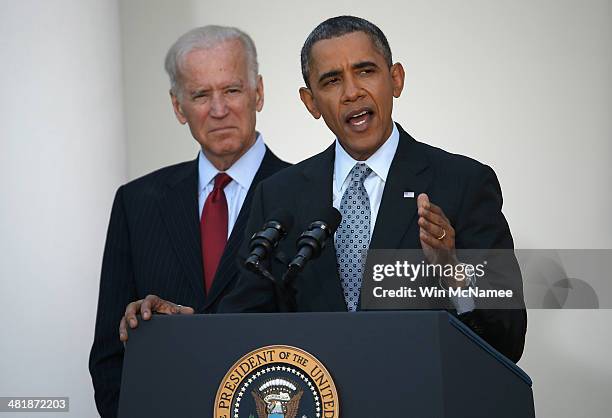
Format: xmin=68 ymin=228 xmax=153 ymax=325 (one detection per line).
xmin=252 ymin=389 xmax=303 ymax=418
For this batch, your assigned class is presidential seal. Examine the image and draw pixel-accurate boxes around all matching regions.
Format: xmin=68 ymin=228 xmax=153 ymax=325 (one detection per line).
xmin=214 ymin=345 xmax=339 ymax=418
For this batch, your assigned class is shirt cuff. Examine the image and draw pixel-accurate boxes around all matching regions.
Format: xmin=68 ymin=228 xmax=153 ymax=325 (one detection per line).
xmin=450 ymin=292 xmax=475 ymax=314
xmin=449 ymin=263 xmax=475 ymax=315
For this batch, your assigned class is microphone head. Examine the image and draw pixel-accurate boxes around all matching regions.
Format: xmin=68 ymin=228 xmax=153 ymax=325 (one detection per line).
xmin=310 ymin=207 xmax=342 ymax=233
xmin=268 ymin=208 xmax=294 ymax=233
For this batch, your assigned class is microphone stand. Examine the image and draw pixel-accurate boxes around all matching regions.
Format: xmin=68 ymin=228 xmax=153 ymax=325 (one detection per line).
xmin=247 ymin=260 xmax=296 ymax=313
xmin=279 ymin=266 xmax=299 ymax=312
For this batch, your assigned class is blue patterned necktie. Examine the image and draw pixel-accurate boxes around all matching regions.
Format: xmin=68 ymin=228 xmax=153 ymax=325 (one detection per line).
xmin=335 ymin=163 xmax=372 ymax=311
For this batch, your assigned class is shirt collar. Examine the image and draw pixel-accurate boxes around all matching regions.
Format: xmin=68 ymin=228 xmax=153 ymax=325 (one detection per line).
xmin=198 ymin=132 xmax=266 ymax=192
xmin=334 ymin=122 xmax=400 ymax=186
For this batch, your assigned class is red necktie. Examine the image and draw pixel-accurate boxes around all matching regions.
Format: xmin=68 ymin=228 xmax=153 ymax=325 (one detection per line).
xmin=201 ymin=173 xmax=232 ymax=293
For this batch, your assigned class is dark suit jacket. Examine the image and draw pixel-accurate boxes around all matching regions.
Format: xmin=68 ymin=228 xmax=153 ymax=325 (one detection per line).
xmin=218 ymin=124 xmax=527 ymax=362
xmin=88 ymin=148 xmax=289 ymax=418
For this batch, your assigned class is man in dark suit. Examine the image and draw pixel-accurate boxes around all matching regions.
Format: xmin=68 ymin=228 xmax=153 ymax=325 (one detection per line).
xmin=89 ymin=26 xmax=289 ymax=417
xmin=218 ymin=16 xmax=526 ymax=362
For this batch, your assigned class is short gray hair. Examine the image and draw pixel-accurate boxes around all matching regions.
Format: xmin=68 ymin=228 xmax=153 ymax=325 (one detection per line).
xmin=164 ymin=25 xmax=259 ymax=98
xmin=301 ymin=16 xmax=392 ymax=88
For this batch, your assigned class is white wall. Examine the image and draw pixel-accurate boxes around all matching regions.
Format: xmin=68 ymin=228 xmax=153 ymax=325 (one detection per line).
xmin=0 ymin=0 xmax=609 ymax=417
xmin=0 ymin=0 xmax=125 ymax=417
xmin=120 ymin=1 xmax=612 ymax=417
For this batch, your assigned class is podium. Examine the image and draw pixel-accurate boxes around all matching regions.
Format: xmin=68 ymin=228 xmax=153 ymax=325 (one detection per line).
xmin=118 ymin=311 xmax=534 ymax=417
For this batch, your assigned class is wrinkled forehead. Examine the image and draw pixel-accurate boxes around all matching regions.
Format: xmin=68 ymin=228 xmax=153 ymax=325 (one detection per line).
xmin=177 ymin=39 xmax=250 ymax=86
xmin=308 ymin=32 xmax=386 ymax=76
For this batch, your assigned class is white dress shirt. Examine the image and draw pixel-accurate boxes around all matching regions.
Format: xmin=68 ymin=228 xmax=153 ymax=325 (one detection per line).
xmin=332 ymin=123 xmax=474 ymax=314
xmin=198 ymin=133 xmax=266 ymax=238
xmin=333 ymin=123 xmax=400 ymax=236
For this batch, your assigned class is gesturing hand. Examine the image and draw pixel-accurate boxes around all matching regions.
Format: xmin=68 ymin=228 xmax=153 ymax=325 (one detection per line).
xmin=417 ymin=193 xmax=458 ymax=267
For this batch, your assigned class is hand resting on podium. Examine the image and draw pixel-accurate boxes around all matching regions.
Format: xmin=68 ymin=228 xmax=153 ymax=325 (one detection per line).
xmin=119 ymin=294 xmax=194 ymax=342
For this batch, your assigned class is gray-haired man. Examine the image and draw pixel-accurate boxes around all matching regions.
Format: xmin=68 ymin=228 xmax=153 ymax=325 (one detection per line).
xmin=89 ymin=26 xmax=289 ymax=418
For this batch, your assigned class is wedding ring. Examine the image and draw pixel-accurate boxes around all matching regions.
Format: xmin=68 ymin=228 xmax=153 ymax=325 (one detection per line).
xmin=436 ymin=228 xmax=446 ymax=240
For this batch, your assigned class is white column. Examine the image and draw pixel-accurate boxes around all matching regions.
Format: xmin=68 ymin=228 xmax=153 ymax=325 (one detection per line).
xmin=0 ymin=1 xmax=125 ymax=416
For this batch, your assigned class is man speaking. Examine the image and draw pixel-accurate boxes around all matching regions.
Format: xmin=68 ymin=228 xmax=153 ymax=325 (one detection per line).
xmin=218 ymin=16 xmax=526 ymax=362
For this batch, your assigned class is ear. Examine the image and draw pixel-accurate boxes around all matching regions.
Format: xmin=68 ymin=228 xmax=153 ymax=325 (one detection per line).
xmin=255 ymin=75 xmax=264 ymax=112
xmin=390 ymin=62 xmax=405 ymax=98
xmin=299 ymin=87 xmax=321 ymax=119
xmin=170 ymin=91 xmax=188 ymax=125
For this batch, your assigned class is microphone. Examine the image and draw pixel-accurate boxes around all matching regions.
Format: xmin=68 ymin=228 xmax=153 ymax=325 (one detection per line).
xmin=287 ymin=207 xmax=342 ymax=275
xmin=245 ymin=208 xmax=294 ymax=272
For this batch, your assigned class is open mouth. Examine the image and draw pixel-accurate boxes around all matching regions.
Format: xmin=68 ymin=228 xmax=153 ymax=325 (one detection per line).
xmin=345 ymin=108 xmax=374 ymax=131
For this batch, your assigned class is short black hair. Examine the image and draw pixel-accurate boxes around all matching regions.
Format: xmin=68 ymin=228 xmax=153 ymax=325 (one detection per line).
xmin=300 ymin=15 xmax=393 ymax=87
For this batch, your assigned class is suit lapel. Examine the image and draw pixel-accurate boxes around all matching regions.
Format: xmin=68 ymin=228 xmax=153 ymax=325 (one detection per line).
xmin=298 ymin=144 xmax=347 ymax=310
xmin=204 ymin=148 xmax=286 ymax=309
xmin=158 ymin=157 xmax=206 ymax=303
xmin=370 ymin=125 xmax=432 ymax=249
